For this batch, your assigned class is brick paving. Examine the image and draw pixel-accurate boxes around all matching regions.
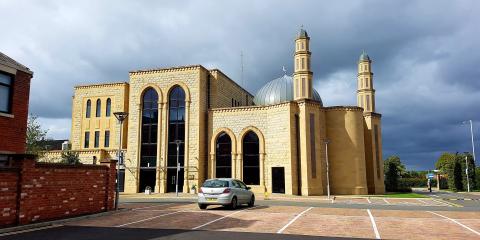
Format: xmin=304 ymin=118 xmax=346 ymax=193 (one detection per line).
xmin=28 ymin=203 xmax=480 ymax=239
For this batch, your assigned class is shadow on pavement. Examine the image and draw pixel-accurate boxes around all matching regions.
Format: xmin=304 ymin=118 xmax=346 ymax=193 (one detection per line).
xmin=1 ymin=226 xmax=370 ymax=240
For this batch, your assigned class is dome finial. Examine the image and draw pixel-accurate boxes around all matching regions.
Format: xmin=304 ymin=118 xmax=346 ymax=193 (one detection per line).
xmin=359 ymin=50 xmax=370 ymax=61
xmin=282 ymin=66 xmax=287 ymax=75
xmin=297 ymin=26 xmax=308 ymax=38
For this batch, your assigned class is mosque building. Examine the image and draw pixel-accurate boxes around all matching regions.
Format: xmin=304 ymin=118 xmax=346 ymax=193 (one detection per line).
xmin=45 ymin=29 xmax=385 ymax=195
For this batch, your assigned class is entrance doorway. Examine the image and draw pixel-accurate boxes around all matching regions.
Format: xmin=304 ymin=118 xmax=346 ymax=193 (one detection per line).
xmin=118 ymin=169 xmax=125 ymax=192
xmin=272 ymin=167 xmax=285 ymax=193
xmin=139 ymin=169 xmax=156 ymax=192
xmin=167 ymin=168 xmax=184 ymax=192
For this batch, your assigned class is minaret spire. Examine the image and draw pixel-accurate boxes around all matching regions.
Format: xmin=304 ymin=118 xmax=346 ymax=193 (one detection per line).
xmin=293 ymin=27 xmax=313 ymax=100
xmin=357 ymin=51 xmax=375 ymax=112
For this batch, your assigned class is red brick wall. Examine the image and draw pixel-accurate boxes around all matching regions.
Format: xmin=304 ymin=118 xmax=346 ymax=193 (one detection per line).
xmin=0 ymin=157 xmax=116 ymax=227
xmin=0 ymin=168 xmax=19 ymax=226
xmin=0 ymin=70 xmax=32 ymax=153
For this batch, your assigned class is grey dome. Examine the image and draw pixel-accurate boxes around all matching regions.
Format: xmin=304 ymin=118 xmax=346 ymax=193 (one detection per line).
xmin=253 ymin=75 xmax=323 ymax=106
xmin=359 ymin=50 xmax=370 ymax=61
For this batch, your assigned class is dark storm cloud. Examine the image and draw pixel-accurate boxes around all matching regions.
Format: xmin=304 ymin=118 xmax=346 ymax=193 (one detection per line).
xmin=1 ymin=0 xmax=479 ymax=169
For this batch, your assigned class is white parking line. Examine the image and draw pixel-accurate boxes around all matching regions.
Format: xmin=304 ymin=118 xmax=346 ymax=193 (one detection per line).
xmin=116 ymin=210 xmax=183 ymax=227
xmin=431 ymin=198 xmax=450 ymax=207
xmin=416 ymin=199 xmax=429 ymax=205
xmin=277 ymin=207 xmax=313 ymax=234
xmin=428 ymin=211 xmax=480 ymax=236
xmin=366 ymin=198 xmax=372 ymax=204
xmin=132 ymin=203 xmax=175 ymax=211
xmin=367 ymin=209 xmax=381 ymax=239
xmin=383 ymin=198 xmax=390 ymax=204
xmin=192 ymin=206 xmax=259 ymax=230
xmin=0 ymin=224 xmax=61 ymax=236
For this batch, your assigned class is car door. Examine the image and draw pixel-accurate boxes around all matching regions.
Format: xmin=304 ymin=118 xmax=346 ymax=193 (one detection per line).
xmin=232 ymin=180 xmax=246 ymax=202
xmin=238 ymin=181 xmax=251 ymax=203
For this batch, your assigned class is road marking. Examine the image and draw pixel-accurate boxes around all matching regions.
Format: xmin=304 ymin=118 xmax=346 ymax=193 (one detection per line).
xmin=428 ymin=211 xmax=480 ymax=236
xmin=367 ymin=209 xmax=381 ymax=239
xmin=431 ymin=198 xmax=454 ymax=207
xmin=116 ymin=210 xmax=183 ymax=227
xmin=416 ymin=199 xmax=429 ymax=205
xmin=383 ymin=198 xmax=390 ymax=204
xmin=366 ymin=198 xmax=372 ymax=204
xmin=132 ymin=203 xmax=175 ymax=210
xmin=0 ymin=224 xmax=61 ymax=236
xmin=277 ymin=207 xmax=313 ymax=234
xmin=192 ymin=206 xmax=259 ymax=230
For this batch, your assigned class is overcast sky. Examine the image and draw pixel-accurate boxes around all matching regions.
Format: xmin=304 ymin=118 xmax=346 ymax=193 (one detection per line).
xmin=1 ymin=0 xmax=479 ymax=170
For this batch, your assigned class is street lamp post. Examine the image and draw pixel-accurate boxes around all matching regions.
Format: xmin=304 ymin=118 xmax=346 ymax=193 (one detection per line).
xmin=324 ymin=139 xmax=331 ymax=200
xmin=174 ymin=140 xmax=183 ymax=197
xmin=113 ymin=112 xmax=128 ymax=210
xmin=463 ymin=120 xmax=476 ymax=163
xmin=465 ymin=156 xmax=470 ymax=192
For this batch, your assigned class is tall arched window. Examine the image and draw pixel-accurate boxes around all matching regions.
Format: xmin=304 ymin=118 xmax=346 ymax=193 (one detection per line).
xmin=167 ymin=86 xmax=186 ymax=192
xmin=243 ymin=131 xmax=259 ymax=185
xmin=96 ymin=99 xmax=101 ymax=117
xmin=86 ymin=100 xmax=91 ymax=118
xmin=216 ymin=132 xmax=232 ymax=178
xmin=139 ymin=88 xmax=158 ymax=192
xmin=106 ymin=98 xmax=111 ymax=117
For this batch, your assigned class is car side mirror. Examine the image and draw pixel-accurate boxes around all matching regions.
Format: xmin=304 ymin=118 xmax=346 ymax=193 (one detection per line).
xmin=246 ymin=186 xmax=251 ymax=190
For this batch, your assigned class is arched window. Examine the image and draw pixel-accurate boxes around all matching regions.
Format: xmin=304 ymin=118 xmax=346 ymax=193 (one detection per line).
xmin=167 ymin=86 xmax=186 ymax=192
xmin=216 ymin=132 xmax=232 ymax=178
xmin=106 ymin=98 xmax=111 ymax=117
xmin=85 ymin=100 xmax=91 ymax=118
xmin=139 ymin=88 xmax=159 ymax=192
xmin=95 ymin=99 xmax=101 ymax=117
xmin=243 ymin=131 xmax=259 ymax=185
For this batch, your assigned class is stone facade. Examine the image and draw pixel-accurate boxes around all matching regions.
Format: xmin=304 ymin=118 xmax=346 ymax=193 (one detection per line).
xmin=56 ymin=28 xmax=385 ymax=196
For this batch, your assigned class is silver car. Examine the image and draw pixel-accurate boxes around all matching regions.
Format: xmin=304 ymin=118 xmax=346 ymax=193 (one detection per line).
xmin=198 ymin=178 xmax=255 ymax=210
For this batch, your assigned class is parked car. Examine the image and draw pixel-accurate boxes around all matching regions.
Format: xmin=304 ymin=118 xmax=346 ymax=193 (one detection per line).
xmin=198 ymin=178 xmax=255 ymax=210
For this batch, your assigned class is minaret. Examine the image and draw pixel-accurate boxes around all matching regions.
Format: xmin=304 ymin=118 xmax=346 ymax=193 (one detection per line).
xmin=357 ymin=50 xmax=375 ymax=112
xmin=293 ymin=28 xmax=313 ymax=100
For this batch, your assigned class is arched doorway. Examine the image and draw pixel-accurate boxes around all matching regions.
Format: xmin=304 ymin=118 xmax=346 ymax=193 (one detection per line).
xmin=216 ymin=132 xmax=232 ymax=178
xmin=243 ymin=131 xmax=260 ymax=185
xmin=167 ymin=86 xmax=186 ymax=192
xmin=139 ymin=88 xmax=158 ymax=192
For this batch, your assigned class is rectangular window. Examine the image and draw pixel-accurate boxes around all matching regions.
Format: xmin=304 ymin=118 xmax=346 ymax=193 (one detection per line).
xmin=301 ymin=58 xmax=305 ymax=69
xmin=296 ymin=59 xmax=299 ymax=70
xmin=104 ymin=130 xmax=110 ymax=147
xmin=365 ymin=78 xmax=369 ymax=88
xmin=309 ymin=113 xmax=316 ymax=178
xmin=374 ymin=125 xmax=381 ymax=179
xmin=366 ymin=96 xmax=370 ymax=111
xmin=0 ymin=72 xmax=13 ymax=113
xmin=301 ymin=42 xmax=304 ymax=50
xmin=84 ymin=132 xmax=90 ymax=148
xmin=231 ymin=98 xmax=234 ymax=107
xmin=301 ymin=78 xmax=306 ymax=97
xmin=94 ymin=131 xmax=100 ymax=148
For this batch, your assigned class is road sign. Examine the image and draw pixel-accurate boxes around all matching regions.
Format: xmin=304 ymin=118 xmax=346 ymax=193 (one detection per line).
xmin=426 ymin=173 xmax=435 ymax=179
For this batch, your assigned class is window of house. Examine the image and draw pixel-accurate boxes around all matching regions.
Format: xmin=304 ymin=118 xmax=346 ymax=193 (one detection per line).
xmin=0 ymin=72 xmax=13 ymax=113
xmin=104 ymin=130 xmax=110 ymax=147
xmin=94 ymin=131 xmax=100 ymax=148
xmin=96 ymin=99 xmax=101 ymax=117
xmin=106 ymin=98 xmax=111 ymax=117
xmin=243 ymin=131 xmax=260 ymax=185
xmin=301 ymin=58 xmax=305 ymax=69
xmin=84 ymin=132 xmax=90 ymax=148
xmin=216 ymin=132 xmax=232 ymax=178
xmin=86 ymin=100 xmax=91 ymax=118
xmin=366 ymin=95 xmax=370 ymax=111
xmin=301 ymin=77 xmax=306 ymax=96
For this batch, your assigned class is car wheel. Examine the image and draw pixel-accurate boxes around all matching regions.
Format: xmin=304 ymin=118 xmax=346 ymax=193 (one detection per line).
xmin=230 ymin=197 xmax=238 ymax=210
xmin=248 ymin=195 xmax=255 ymax=207
xmin=198 ymin=204 xmax=207 ymax=210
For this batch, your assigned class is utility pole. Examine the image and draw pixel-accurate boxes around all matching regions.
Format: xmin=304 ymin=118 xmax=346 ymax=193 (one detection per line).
xmin=113 ymin=112 xmax=128 ymax=210
xmin=465 ymin=156 xmax=470 ymax=192
xmin=324 ymin=139 xmax=331 ymax=199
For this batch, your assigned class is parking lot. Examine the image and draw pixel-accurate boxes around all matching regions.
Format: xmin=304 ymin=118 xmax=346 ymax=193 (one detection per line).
xmin=3 ymin=202 xmax=478 ymax=240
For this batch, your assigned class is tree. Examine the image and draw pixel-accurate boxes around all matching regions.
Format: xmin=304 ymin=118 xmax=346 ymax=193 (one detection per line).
xmin=435 ymin=152 xmax=455 ymax=173
xmin=384 ymin=155 xmax=406 ymax=192
xmin=61 ymin=151 xmax=80 ymax=165
xmin=26 ymin=115 xmax=48 ymax=156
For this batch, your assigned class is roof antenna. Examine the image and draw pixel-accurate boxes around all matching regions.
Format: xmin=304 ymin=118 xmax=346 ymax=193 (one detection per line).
xmin=241 ymin=51 xmax=244 ymax=88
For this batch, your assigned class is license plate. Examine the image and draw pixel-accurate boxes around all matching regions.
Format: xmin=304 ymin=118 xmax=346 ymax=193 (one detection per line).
xmin=206 ymin=198 xmax=216 ymax=202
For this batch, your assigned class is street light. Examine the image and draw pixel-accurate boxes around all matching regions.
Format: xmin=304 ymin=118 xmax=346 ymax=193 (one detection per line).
xmin=324 ymin=139 xmax=331 ymax=200
xmin=465 ymin=156 xmax=470 ymax=192
xmin=462 ymin=120 xmax=476 ymax=163
xmin=113 ymin=111 xmax=128 ymax=210
xmin=174 ymin=139 xmax=183 ymax=197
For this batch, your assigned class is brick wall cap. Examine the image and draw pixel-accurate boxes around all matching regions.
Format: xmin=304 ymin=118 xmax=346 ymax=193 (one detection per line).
xmin=129 ymin=64 xmax=206 ymax=75
xmin=74 ymin=82 xmax=128 ymax=90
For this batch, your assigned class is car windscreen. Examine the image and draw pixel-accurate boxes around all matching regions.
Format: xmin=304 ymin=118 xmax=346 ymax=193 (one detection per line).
xmin=202 ymin=180 xmax=229 ymax=188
